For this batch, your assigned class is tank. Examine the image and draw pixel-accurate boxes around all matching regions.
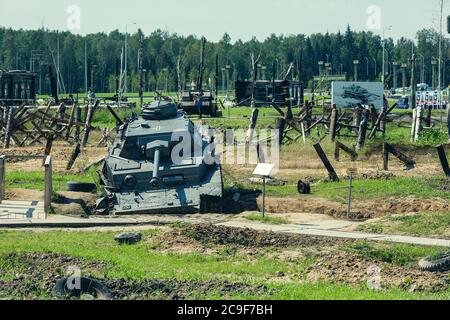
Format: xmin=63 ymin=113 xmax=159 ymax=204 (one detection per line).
xmin=95 ymin=99 xmax=223 ymax=214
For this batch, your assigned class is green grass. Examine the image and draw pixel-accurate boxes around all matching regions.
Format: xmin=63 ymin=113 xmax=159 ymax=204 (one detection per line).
xmin=5 ymin=170 xmax=97 ymax=192
xmin=357 ymin=212 xmax=450 ymax=238
xmin=228 ymin=175 xmax=450 ymax=203
xmin=0 ymin=230 xmax=449 ymax=300
xmin=344 ymin=241 xmax=445 ymax=266
xmin=244 ymin=213 xmax=289 ymax=225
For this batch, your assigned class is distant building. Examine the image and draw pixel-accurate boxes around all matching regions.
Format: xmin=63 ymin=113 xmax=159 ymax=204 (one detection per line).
xmin=235 ymin=80 xmax=302 ymax=106
xmin=0 ymin=70 xmax=36 ymax=106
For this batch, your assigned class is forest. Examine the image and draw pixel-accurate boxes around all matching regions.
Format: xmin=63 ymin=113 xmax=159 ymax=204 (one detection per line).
xmin=0 ymin=26 xmax=446 ymax=95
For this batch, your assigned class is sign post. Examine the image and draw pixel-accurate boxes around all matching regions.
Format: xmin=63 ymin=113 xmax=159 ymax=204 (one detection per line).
xmin=252 ymin=163 xmax=276 ymax=220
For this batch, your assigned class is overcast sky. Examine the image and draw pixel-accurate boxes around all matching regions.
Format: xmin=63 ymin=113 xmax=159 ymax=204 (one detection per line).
xmin=0 ymin=0 xmax=448 ymax=41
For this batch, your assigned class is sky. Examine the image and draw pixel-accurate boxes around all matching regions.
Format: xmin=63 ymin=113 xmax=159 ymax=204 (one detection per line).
xmin=0 ymin=0 xmax=448 ymax=42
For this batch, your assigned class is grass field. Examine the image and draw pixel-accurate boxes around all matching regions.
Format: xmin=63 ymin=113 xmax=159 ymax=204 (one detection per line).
xmin=357 ymin=212 xmax=450 ymax=238
xmin=0 ymin=229 xmax=448 ymax=300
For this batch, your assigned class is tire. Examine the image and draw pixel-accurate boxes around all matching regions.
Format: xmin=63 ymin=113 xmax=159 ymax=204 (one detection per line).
xmin=67 ymin=181 xmax=97 ymax=193
xmin=297 ymin=180 xmax=311 ymax=194
xmin=53 ymin=277 xmax=112 ymax=300
xmin=419 ymin=253 xmax=450 ymax=272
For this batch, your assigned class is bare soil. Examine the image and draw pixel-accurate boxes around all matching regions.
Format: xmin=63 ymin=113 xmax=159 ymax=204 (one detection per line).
xmin=259 ymin=196 xmax=450 ymax=220
xmin=0 ymin=252 xmax=270 ymax=300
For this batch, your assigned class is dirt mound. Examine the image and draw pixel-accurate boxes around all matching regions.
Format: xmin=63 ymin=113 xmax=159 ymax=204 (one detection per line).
xmin=178 ymin=224 xmax=350 ymax=248
xmin=307 ymin=252 xmax=450 ymax=292
xmin=260 ymin=196 xmax=450 ymax=220
xmin=5 ymin=188 xmax=44 ymax=201
xmin=104 ymin=278 xmax=270 ymax=300
xmin=0 ymin=252 xmax=107 ymax=299
xmin=0 ymin=252 xmax=271 ymax=300
xmin=356 ymin=170 xmax=396 ymax=180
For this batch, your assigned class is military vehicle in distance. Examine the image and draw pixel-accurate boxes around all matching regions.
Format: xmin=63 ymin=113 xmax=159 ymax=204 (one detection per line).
xmin=96 ymin=99 xmax=223 ymax=214
xmin=179 ymin=37 xmax=221 ymax=118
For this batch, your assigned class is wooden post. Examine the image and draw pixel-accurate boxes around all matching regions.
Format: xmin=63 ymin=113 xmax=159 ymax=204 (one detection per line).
xmin=66 ymin=143 xmax=81 ymax=171
xmin=74 ymin=106 xmax=81 ymax=143
xmin=353 ymin=106 xmax=362 ymax=133
xmin=329 ymin=104 xmax=338 ymax=142
xmin=414 ymin=105 xmax=423 ymax=141
xmin=436 ymin=145 xmax=450 ymax=177
xmin=246 ymin=108 xmax=259 ymax=144
xmin=82 ymin=100 xmax=99 ymax=147
xmin=334 ymin=142 xmax=340 ymax=161
xmin=313 ymin=143 xmax=339 ymax=182
xmin=0 ymin=155 xmax=5 ymax=204
xmin=42 ymin=134 xmax=54 ymax=166
xmin=447 ymin=103 xmax=450 ymax=142
xmin=410 ymin=55 xmax=416 ymax=110
xmin=424 ymin=105 xmax=432 ymax=128
xmin=277 ymin=118 xmax=286 ymax=146
xmin=66 ymin=104 xmax=77 ymax=141
xmin=356 ymin=108 xmax=369 ymax=151
xmin=383 ymin=142 xmax=389 ymax=171
xmin=44 ymin=156 xmax=52 ymax=217
xmin=411 ymin=107 xmax=417 ymax=140
xmin=3 ymin=106 xmax=13 ymax=149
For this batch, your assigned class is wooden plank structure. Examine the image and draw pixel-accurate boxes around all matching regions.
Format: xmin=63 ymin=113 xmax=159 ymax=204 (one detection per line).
xmin=0 ymin=100 xmax=101 ymax=150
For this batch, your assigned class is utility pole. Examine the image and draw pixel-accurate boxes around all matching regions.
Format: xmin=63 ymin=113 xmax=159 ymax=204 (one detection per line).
xmin=438 ymin=0 xmax=444 ymax=106
xmin=84 ymin=41 xmax=88 ymax=94
xmin=365 ymin=57 xmax=369 ymax=80
xmin=401 ymin=63 xmax=407 ymax=96
xmin=432 ymin=59 xmax=438 ymax=89
xmin=410 ymin=55 xmax=416 ymax=109
xmin=124 ymin=22 xmax=137 ymax=96
xmin=393 ymin=62 xmax=399 ymax=89
xmin=373 ymin=58 xmax=377 ymax=79
xmin=353 ymin=60 xmax=359 ymax=82
xmin=382 ymin=26 xmax=392 ymax=86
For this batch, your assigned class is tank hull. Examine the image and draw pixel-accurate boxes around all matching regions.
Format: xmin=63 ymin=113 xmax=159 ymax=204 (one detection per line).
xmin=96 ymin=100 xmax=223 ymax=215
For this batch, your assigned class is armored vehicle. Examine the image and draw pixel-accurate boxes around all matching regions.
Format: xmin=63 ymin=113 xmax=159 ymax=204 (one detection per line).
xmin=96 ymin=99 xmax=223 ymax=214
xmin=179 ymin=37 xmax=221 ymax=118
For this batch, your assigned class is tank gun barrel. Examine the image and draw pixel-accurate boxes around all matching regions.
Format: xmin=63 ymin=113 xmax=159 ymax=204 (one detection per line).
xmin=150 ymin=148 xmax=161 ymax=188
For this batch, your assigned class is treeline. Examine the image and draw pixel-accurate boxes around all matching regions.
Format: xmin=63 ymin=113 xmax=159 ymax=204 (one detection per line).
xmin=0 ymin=26 xmax=447 ymax=95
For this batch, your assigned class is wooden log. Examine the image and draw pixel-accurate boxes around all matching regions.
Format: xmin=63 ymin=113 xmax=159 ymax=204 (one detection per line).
xmin=353 ymin=106 xmax=363 ymax=133
xmin=277 ymin=118 xmax=286 ymax=146
xmin=436 ymin=145 xmax=450 ymax=177
xmin=74 ymin=106 xmax=81 ymax=143
xmin=3 ymin=107 xmax=13 ymax=149
xmin=383 ymin=142 xmax=389 ymax=171
xmin=246 ymin=108 xmax=259 ymax=144
xmin=313 ymin=143 xmax=339 ymax=182
xmin=42 ymin=134 xmax=54 ymax=166
xmin=66 ymin=143 xmax=81 ymax=171
xmin=82 ymin=100 xmax=100 ymax=146
xmin=329 ymin=104 xmax=338 ymax=142
xmin=0 ymin=155 xmax=5 ymax=204
xmin=425 ymin=106 xmax=432 ymax=128
xmin=414 ymin=106 xmax=423 ymax=142
xmin=335 ymin=141 xmax=358 ymax=162
xmin=44 ymin=156 xmax=52 ymax=216
xmin=356 ymin=109 xmax=370 ymax=151
xmin=383 ymin=143 xmax=416 ymax=170
xmin=65 ymin=104 xmax=77 ymax=141
xmin=411 ymin=107 xmax=417 ymax=140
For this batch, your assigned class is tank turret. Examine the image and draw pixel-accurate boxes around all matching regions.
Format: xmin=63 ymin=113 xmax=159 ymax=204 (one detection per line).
xmin=96 ymin=100 xmax=223 ymax=214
